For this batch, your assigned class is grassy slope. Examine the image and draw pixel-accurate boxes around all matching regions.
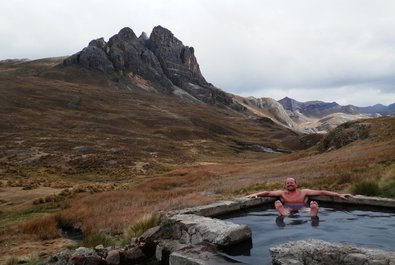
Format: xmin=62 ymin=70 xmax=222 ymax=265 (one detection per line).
xmin=0 ymin=58 xmax=394 ymax=262
xmin=0 ymin=59 xmax=311 ymax=183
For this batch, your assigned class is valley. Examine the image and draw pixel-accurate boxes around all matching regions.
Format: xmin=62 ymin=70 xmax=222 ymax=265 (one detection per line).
xmin=0 ymin=26 xmax=394 ymax=264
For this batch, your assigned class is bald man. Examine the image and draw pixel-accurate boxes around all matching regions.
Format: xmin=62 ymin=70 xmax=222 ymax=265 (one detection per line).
xmin=247 ymin=178 xmax=353 ymax=216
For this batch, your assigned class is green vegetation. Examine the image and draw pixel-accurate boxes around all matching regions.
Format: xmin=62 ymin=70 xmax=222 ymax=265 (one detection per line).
xmin=352 ymin=179 xmax=395 ymax=198
xmin=122 ymin=213 xmax=160 ymax=245
xmin=380 ymin=180 xmax=395 ymax=198
xmin=352 ymin=180 xmax=380 ymax=196
xmin=82 ymin=232 xmax=115 ymax=248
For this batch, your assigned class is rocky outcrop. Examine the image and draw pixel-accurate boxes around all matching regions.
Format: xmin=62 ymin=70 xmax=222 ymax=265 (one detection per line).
xmin=64 ymin=27 xmax=173 ymax=89
xmin=147 ymin=26 xmax=208 ymax=88
xmin=63 ymin=26 xmax=240 ymax=108
xmin=320 ymin=120 xmax=370 ymax=151
xmin=270 ymin=239 xmax=395 ymax=265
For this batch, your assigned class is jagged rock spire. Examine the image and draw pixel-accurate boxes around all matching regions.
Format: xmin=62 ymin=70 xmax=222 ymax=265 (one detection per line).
xmin=63 ymin=25 xmax=238 ymax=107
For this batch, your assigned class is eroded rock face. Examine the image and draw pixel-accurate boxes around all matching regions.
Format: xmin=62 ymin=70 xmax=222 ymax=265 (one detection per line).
xmin=64 ymin=27 xmax=173 ymax=90
xmin=63 ymin=25 xmax=238 ymax=107
xmin=270 ymin=239 xmax=395 ymax=265
xmin=148 ymin=26 xmax=208 ymax=88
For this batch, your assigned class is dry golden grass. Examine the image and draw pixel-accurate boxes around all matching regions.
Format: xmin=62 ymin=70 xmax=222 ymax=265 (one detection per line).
xmin=58 ymin=188 xmax=217 ymax=234
xmin=20 ymin=215 xmax=60 ymax=240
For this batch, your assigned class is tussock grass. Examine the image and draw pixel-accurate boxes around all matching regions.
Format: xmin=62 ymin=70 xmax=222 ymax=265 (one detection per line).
xmin=5 ymin=256 xmax=18 ymax=265
xmin=352 ymin=180 xmax=380 ymax=196
xmin=123 ymin=212 xmax=160 ymax=245
xmin=58 ymin=188 xmax=215 ymax=234
xmin=20 ymin=215 xmax=60 ymax=240
xmin=381 ymin=180 xmax=395 ymax=198
xmin=82 ymin=232 xmax=115 ymax=248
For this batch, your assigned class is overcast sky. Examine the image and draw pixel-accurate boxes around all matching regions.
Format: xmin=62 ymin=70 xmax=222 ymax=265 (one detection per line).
xmin=1 ymin=0 xmax=395 ymax=106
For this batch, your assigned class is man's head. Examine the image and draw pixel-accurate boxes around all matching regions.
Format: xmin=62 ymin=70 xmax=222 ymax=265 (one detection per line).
xmin=284 ymin=177 xmax=297 ymax=191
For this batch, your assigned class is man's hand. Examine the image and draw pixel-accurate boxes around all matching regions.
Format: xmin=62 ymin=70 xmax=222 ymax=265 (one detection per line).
xmin=339 ymin=193 xmax=353 ymax=199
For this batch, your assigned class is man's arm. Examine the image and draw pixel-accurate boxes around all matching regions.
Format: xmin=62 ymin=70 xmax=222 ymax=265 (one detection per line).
xmin=247 ymin=190 xmax=283 ymax=198
xmin=303 ymin=189 xmax=353 ymax=199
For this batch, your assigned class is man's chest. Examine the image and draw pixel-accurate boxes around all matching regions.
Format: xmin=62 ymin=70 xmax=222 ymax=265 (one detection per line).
xmin=282 ymin=191 xmax=305 ymax=202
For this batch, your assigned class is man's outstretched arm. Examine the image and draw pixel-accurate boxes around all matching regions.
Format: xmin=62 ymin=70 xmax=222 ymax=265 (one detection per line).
xmin=303 ymin=189 xmax=353 ymax=199
xmin=247 ymin=190 xmax=283 ymax=198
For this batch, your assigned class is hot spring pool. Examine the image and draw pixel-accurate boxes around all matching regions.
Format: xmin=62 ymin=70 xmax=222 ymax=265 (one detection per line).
xmin=221 ymin=203 xmax=395 ymax=265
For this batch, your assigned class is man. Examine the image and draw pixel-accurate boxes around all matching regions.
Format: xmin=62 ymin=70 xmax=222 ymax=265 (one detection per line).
xmin=247 ymin=177 xmax=353 ymax=217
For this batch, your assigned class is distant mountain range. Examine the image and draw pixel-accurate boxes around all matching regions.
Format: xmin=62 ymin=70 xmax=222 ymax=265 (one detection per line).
xmin=358 ymin=103 xmax=395 ymax=116
xmin=272 ymin=97 xmax=394 ymax=133
xmin=278 ymin=97 xmax=395 ymax=117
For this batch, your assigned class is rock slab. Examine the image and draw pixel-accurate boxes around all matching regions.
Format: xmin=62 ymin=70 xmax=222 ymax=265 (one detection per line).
xmin=169 ymin=214 xmax=251 ymax=247
xmin=270 ymin=239 xmax=395 ymax=265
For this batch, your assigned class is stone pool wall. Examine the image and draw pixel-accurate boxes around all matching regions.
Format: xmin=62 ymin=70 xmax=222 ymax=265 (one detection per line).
xmin=46 ymin=195 xmax=395 ymax=265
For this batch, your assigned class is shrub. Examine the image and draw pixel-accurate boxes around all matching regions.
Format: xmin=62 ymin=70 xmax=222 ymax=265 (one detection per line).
xmin=82 ymin=232 xmax=115 ymax=247
xmin=380 ymin=180 xmax=395 ymax=198
xmin=352 ymin=180 xmax=380 ymax=196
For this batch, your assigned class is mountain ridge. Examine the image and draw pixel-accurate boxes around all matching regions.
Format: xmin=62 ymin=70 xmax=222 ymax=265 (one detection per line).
xmin=3 ymin=25 xmax=393 ymax=134
xmin=279 ymin=96 xmax=395 ymax=117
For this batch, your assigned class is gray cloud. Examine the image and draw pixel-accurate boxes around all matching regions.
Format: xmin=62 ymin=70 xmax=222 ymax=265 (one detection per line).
xmin=1 ymin=0 xmax=395 ymax=106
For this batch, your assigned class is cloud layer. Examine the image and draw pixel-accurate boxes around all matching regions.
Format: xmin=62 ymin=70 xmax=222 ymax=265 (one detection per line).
xmin=1 ymin=0 xmax=395 ymax=106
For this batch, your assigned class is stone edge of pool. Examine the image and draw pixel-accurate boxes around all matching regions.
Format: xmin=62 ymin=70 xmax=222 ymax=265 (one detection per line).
xmin=46 ymin=195 xmax=395 ymax=265
xmin=163 ymin=195 xmax=395 ymax=264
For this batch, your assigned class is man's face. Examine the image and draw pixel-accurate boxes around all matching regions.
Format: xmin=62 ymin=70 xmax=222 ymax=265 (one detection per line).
xmin=285 ymin=178 xmax=297 ymax=191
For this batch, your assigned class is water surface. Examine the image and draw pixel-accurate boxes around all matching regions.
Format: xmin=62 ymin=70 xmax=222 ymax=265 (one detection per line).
xmin=221 ymin=204 xmax=395 ymax=265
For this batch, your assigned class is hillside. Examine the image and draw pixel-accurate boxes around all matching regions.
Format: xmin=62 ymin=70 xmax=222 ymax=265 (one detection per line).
xmin=0 ymin=57 xmax=316 ymax=185
xmin=0 ymin=25 xmax=394 ymax=263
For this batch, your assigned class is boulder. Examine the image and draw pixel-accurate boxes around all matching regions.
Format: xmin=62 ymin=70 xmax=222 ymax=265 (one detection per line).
xmin=169 ymin=214 xmax=251 ymax=247
xmin=120 ymin=245 xmax=146 ymax=265
xmin=270 ymin=239 xmax=395 ymax=265
xmin=105 ymin=250 xmax=120 ymax=265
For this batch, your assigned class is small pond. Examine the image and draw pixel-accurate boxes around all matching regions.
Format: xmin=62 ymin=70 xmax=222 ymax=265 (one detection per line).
xmin=221 ymin=203 xmax=395 ymax=265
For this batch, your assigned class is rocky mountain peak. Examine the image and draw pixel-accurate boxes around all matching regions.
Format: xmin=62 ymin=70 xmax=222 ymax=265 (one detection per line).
xmin=117 ymin=27 xmax=138 ymax=41
xmin=148 ymin=26 xmax=207 ymax=87
xmin=149 ymin=25 xmax=183 ymax=47
xmin=279 ymin=97 xmax=300 ymax=112
xmin=63 ymin=25 xmax=235 ymax=107
xmin=139 ymin=32 xmax=149 ymax=41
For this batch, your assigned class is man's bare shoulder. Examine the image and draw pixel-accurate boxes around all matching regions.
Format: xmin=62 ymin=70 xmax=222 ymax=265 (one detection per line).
xmin=300 ymin=188 xmax=317 ymax=194
xmin=267 ymin=190 xmax=285 ymax=196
